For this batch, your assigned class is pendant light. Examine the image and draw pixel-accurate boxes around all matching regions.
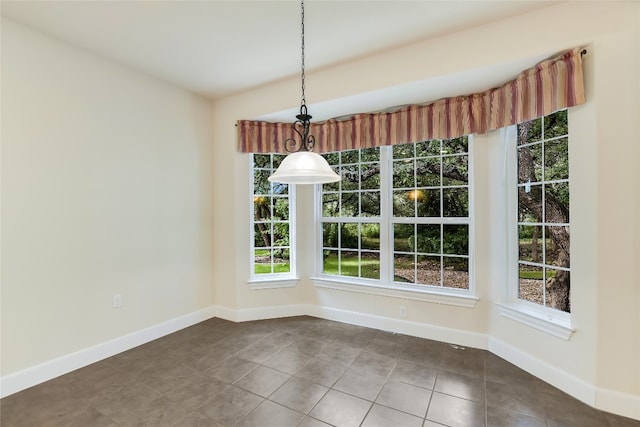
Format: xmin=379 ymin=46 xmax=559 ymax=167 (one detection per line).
xmin=268 ymin=0 xmax=340 ymax=185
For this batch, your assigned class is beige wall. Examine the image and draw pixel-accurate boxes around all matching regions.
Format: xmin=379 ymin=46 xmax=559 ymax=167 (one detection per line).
xmin=1 ymin=19 xmax=216 ymax=375
xmin=212 ymin=0 xmax=639 ymax=414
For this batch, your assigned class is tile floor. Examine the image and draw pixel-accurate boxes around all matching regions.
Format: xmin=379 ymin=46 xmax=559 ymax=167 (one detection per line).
xmin=1 ymin=316 xmax=639 ymax=427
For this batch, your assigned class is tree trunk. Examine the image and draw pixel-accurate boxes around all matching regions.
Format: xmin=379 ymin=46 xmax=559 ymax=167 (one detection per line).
xmin=531 ymin=226 xmax=539 ymax=262
xmin=518 ymin=122 xmax=570 ymax=312
xmin=255 ymin=204 xmax=271 ymax=248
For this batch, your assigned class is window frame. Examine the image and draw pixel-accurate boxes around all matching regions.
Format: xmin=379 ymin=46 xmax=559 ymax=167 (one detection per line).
xmin=249 ymin=153 xmax=299 ymax=289
xmin=312 ymin=139 xmax=477 ymax=307
xmin=501 ymin=123 xmax=575 ymax=339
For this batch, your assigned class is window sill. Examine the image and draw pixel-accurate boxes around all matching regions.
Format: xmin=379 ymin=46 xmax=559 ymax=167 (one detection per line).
xmin=248 ymin=277 xmax=300 ymax=290
xmin=311 ymin=277 xmax=479 ymax=308
xmin=496 ymin=302 xmax=575 ymax=340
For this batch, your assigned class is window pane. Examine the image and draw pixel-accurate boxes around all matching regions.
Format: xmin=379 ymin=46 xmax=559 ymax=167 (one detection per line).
xmin=545 ymin=268 xmax=570 ymax=313
xmin=442 ymin=188 xmax=468 ymax=217
xmin=253 ymin=154 xmax=271 ymax=168
xmin=322 ymin=152 xmax=339 ymax=165
xmin=361 ymin=147 xmax=380 ymax=162
xmin=273 ymin=182 xmax=288 ymax=196
xmin=545 ymin=182 xmax=569 ymax=223
xmin=360 ymin=191 xmax=381 ymax=217
xmin=544 ymin=138 xmax=569 ymax=181
xmin=253 ymin=196 xmax=271 ymax=220
xmin=443 ymin=225 xmax=468 ymax=255
xmin=340 ymin=251 xmax=359 ymax=277
xmin=323 ymin=177 xmax=340 ymax=192
xmin=322 ymin=193 xmax=339 ymax=217
xmin=340 ymin=223 xmax=359 ymax=250
xmin=323 ymin=250 xmax=338 ymax=275
xmin=360 ymin=223 xmax=380 ymax=250
xmin=393 ymin=224 xmax=414 ymax=253
xmin=341 ymin=164 xmax=359 ymax=191
xmin=253 ymin=170 xmax=271 ymax=194
xmin=393 ymin=160 xmax=415 ymax=188
xmin=416 ymin=140 xmax=441 ymax=157
xmin=273 ymin=155 xmax=286 ymax=168
xmin=254 ymin=249 xmax=271 ymax=274
xmin=543 ymin=109 xmax=568 ymax=139
xmin=416 ymin=157 xmax=441 ymax=186
xmin=342 ymin=150 xmax=359 ymax=164
xmin=518 ymin=143 xmax=542 ymax=183
xmin=443 ymin=257 xmax=468 ymax=289
xmin=273 ymin=222 xmax=289 ymax=247
xmin=273 ymin=198 xmax=289 ymax=220
xmin=417 ymin=189 xmax=441 ymax=217
xmin=360 ymin=163 xmax=380 ymax=190
xmin=393 ymin=143 xmax=414 ymax=159
xmin=275 ymin=249 xmax=291 ymax=273
xmin=518 ymin=117 xmax=542 ymax=145
xmin=416 ymin=224 xmax=440 ymax=254
xmin=323 ymin=223 xmax=338 ymax=248
xmin=394 ymin=253 xmax=415 ymax=283
xmin=442 ymin=155 xmax=468 ymax=185
xmin=442 ymin=137 xmax=468 ymax=154
xmin=518 ymin=185 xmax=542 ymax=223
xmin=545 ymin=226 xmax=570 ymax=268
xmin=393 ymin=190 xmax=415 ymax=217
xmin=340 ymin=192 xmax=359 ymax=217
xmin=417 ymin=255 xmax=441 ymax=286
xmin=254 ymin=224 xmax=271 ymax=248
xmin=361 ymin=252 xmax=380 ymax=279
xmin=518 ymin=225 xmax=543 ymax=263
xmin=519 ymin=264 xmax=543 ymax=305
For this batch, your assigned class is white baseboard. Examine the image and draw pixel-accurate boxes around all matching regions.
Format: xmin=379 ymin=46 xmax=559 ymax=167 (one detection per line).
xmin=221 ymin=304 xmax=312 ymax=322
xmin=214 ymin=303 xmax=488 ymax=349
xmin=488 ymin=336 xmax=640 ymax=421
xmin=309 ymin=305 xmax=488 ymax=350
xmin=0 ymin=305 xmax=217 ymax=398
xmin=596 ymin=387 xmax=640 ymax=421
xmin=488 ymin=336 xmax=596 ymax=405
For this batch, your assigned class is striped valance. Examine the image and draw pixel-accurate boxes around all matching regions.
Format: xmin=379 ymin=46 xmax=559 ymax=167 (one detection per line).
xmin=238 ymin=47 xmax=585 ymax=154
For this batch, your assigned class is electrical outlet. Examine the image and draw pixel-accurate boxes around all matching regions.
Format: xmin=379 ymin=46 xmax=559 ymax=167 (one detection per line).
xmin=399 ymin=306 xmax=407 ymax=318
xmin=113 ymin=294 xmax=122 ymax=308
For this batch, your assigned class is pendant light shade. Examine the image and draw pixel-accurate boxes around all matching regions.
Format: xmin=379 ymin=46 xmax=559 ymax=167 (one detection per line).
xmin=268 ymin=151 xmax=340 ymax=184
xmin=267 ymin=0 xmax=341 ymax=185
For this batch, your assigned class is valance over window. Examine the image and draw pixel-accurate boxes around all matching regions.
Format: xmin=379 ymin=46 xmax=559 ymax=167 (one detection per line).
xmin=238 ymin=47 xmax=585 ymax=154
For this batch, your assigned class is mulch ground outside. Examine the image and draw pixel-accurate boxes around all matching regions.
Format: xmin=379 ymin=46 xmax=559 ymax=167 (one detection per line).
xmin=396 ymin=266 xmax=545 ymax=305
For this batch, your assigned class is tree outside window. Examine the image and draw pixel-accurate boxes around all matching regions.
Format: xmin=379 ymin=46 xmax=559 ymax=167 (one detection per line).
xmin=319 ymin=137 xmax=472 ymax=292
xmin=516 ymin=110 xmax=570 ymax=312
xmin=251 ymin=154 xmax=294 ymax=277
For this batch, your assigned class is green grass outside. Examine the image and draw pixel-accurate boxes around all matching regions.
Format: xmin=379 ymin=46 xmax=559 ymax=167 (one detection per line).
xmin=254 ymin=249 xmax=290 ymax=274
xmin=323 ymin=253 xmax=379 ymax=279
xmin=255 ymin=263 xmax=291 ymax=274
xmin=519 ymin=270 xmax=556 ymax=280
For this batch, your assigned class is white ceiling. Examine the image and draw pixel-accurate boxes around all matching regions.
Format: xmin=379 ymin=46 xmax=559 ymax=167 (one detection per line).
xmin=1 ymin=0 xmax=559 ymax=102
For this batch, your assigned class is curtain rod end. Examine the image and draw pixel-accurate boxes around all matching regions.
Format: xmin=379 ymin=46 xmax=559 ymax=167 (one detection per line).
xmin=580 ymin=49 xmax=587 ymax=56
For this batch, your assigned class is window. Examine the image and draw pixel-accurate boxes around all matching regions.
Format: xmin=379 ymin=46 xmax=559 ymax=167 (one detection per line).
xmin=250 ymin=154 xmax=296 ymax=283
xmin=391 ymin=138 xmax=471 ymax=290
xmin=317 ymin=137 xmax=473 ymax=296
xmin=514 ymin=110 xmax=571 ymax=314
xmin=320 ymin=148 xmax=382 ymax=280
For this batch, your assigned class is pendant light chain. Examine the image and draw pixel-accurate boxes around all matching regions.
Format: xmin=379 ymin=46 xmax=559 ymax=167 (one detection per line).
xmin=266 ymin=0 xmax=341 ymax=184
xmin=300 ymin=0 xmax=307 ymax=110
